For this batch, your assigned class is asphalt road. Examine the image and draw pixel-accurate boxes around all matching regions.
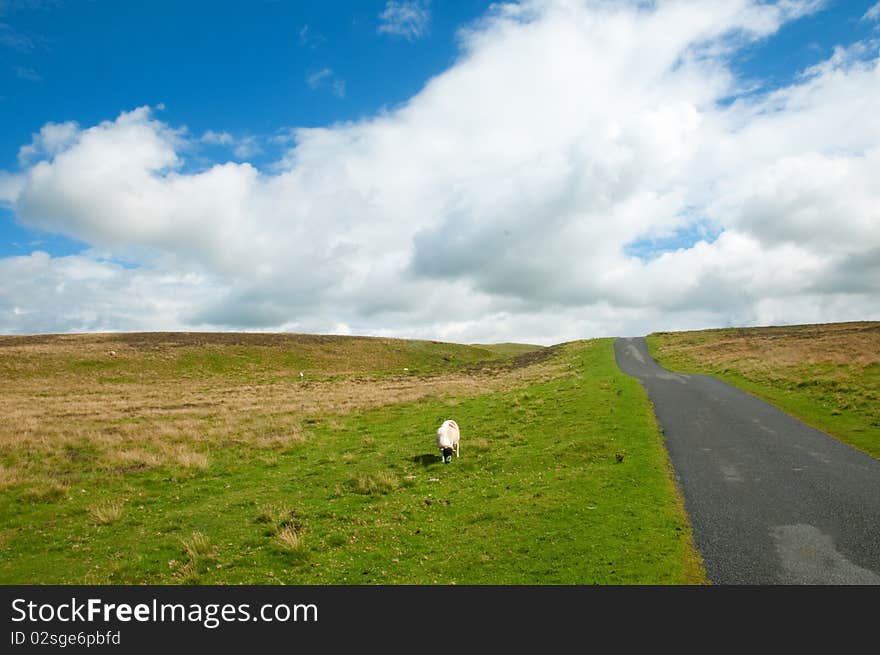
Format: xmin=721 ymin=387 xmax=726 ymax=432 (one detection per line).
xmin=614 ymin=337 xmax=880 ymax=585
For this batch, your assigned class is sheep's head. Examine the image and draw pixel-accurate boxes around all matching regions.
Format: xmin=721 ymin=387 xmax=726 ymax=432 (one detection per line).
xmin=441 ymin=447 xmax=454 ymax=464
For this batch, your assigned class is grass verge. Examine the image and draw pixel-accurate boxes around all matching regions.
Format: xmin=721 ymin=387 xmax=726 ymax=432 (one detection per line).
xmin=647 ymin=322 xmax=880 ymax=460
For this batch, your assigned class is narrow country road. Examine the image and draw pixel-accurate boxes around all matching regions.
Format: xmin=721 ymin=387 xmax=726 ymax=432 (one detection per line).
xmin=614 ymin=337 xmax=880 ymax=585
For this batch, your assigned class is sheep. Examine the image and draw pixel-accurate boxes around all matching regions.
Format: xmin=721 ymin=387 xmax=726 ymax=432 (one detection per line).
xmin=436 ymin=419 xmax=460 ymax=464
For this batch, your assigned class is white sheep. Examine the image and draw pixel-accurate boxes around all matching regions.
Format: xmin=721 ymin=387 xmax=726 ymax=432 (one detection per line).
xmin=436 ymin=419 xmax=460 ymax=464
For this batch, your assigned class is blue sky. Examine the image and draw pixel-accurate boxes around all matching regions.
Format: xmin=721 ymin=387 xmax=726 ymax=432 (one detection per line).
xmin=1 ymin=0 xmax=492 ymax=255
xmin=1 ymin=1 xmax=879 ymax=341
xmin=731 ymin=0 xmax=878 ymax=82
xmin=1 ymin=1 xmax=491 ymax=166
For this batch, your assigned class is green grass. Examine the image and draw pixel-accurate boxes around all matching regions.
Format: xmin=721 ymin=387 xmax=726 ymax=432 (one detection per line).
xmin=0 ymin=332 xmax=512 ymax=384
xmin=0 ymin=337 xmax=704 ymax=584
xmin=647 ymin=324 xmax=880 ymax=461
xmin=471 ymin=343 xmax=546 ymax=358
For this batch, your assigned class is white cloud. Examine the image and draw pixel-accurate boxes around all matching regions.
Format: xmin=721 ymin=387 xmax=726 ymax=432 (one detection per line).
xmin=2 ymin=0 xmax=879 ymax=342
xmin=378 ymin=1 xmax=431 ymax=41
xmin=0 ymin=171 xmax=23 ymax=202
xmin=18 ymin=120 xmax=79 ymax=164
xmin=298 ymin=24 xmax=324 ymax=48
xmin=864 ymin=2 xmax=880 ymax=22
xmin=0 ymin=251 xmax=216 ymax=334
xmin=232 ymin=136 xmax=262 ymax=159
xmin=306 ymin=68 xmax=346 ymax=98
xmin=201 ymin=129 xmax=234 ymax=146
xmin=201 ymin=130 xmax=263 ymax=158
xmin=306 ymin=68 xmax=332 ymax=89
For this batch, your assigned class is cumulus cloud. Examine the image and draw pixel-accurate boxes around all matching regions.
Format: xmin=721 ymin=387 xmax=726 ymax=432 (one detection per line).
xmin=0 ymin=251 xmax=216 ymax=334
xmin=0 ymin=171 xmax=24 ymax=202
xmin=2 ymin=0 xmax=879 ymax=342
xmin=18 ymin=120 xmax=81 ymax=165
xmin=378 ymin=1 xmax=431 ymax=41
xmin=864 ymin=2 xmax=880 ymax=22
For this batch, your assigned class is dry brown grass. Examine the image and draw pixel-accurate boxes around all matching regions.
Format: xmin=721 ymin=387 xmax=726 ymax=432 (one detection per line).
xmin=159 ymin=444 xmax=209 ymax=469
xmin=252 ymin=426 xmax=307 ymax=449
xmin=651 ymin=322 xmax=880 ymax=372
xmin=107 ymin=449 xmax=164 ymax=469
xmin=256 ymin=503 xmax=307 ymax=554
xmin=0 ymin=333 xmax=567 ymax=487
xmin=182 ymin=531 xmax=214 ymax=562
xmin=276 ymin=525 xmax=306 ymax=552
xmin=649 ymin=322 xmax=880 ymax=459
xmin=21 ymin=482 xmax=68 ymax=503
xmin=349 ymin=471 xmax=399 ymax=495
xmin=90 ymin=500 xmax=124 ymax=525
xmin=0 ymin=464 xmax=26 ymax=489
xmin=171 ymin=530 xmax=218 ymax=583
xmin=256 ymin=502 xmax=303 ymax=532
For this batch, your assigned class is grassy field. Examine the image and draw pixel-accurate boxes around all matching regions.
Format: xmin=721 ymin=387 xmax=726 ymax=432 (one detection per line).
xmin=647 ymin=322 xmax=880 ymax=460
xmin=471 ymin=342 xmax=546 ymax=358
xmin=0 ymin=332 xmax=704 ymax=584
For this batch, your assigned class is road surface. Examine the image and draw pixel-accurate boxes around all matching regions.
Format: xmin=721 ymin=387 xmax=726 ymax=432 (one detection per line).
xmin=614 ymin=337 xmax=880 ymax=584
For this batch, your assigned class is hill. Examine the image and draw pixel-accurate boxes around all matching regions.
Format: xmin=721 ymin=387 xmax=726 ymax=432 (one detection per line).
xmin=0 ymin=332 xmax=703 ymax=584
